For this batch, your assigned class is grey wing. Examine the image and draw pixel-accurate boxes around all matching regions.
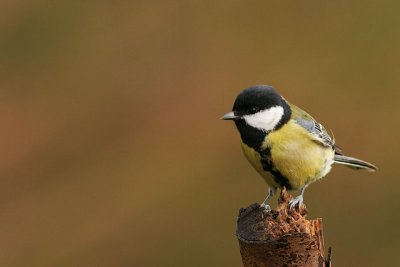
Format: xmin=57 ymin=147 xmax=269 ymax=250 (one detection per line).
xmin=291 ymin=104 xmax=341 ymax=152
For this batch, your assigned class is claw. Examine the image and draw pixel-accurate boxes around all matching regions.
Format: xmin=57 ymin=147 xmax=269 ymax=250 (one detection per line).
xmin=260 ymin=203 xmax=271 ymax=216
xmin=289 ymin=195 xmax=303 ymax=209
xmin=259 ymin=188 xmax=275 ymax=213
xmin=260 ymin=203 xmax=271 ymax=212
xmin=289 ymin=186 xmax=307 ymax=210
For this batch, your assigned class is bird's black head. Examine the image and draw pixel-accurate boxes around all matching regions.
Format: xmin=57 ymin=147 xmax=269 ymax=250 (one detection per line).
xmin=233 ymin=85 xmax=288 ymax=117
xmin=222 ymin=85 xmax=291 ymax=149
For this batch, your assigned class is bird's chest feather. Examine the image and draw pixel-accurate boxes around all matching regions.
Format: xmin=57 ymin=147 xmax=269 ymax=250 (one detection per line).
xmin=262 ymin=121 xmax=335 ymax=189
xmin=240 ymin=141 xmax=280 ymax=188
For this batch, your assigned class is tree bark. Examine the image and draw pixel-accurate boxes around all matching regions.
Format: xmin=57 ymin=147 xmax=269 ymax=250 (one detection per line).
xmin=236 ymin=188 xmax=331 ymax=267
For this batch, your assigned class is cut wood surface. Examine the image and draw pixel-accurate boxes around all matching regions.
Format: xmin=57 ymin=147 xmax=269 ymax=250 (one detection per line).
xmin=236 ymin=188 xmax=331 ymax=267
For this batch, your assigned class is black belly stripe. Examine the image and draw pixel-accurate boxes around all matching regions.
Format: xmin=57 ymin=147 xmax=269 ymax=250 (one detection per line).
xmin=260 ymin=149 xmax=293 ymax=190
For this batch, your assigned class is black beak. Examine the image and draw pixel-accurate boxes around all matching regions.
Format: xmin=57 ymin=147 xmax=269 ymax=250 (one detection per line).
xmin=221 ymin=111 xmax=239 ymax=120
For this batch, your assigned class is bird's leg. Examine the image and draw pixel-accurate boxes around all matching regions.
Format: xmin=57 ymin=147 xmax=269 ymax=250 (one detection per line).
xmin=289 ymin=186 xmax=307 ymax=209
xmin=260 ymin=187 xmax=275 ymax=211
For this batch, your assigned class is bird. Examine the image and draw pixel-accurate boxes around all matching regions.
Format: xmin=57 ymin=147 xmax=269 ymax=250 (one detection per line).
xmin=221 ymin=85 xmax=376 ymax=210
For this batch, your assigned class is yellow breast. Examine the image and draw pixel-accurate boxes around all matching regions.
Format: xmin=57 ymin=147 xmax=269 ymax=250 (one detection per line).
xmin=240 ymin=120 xmax=335 ymax=190
xmin=240 ymin=141 xmax=280 ymax=188
xmin=265 ymin=120 xmax=334 ymax=190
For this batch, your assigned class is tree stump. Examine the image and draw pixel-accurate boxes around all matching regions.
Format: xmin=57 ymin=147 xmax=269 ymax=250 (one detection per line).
xmin=236 ymin=188 xmax=331 ymax=267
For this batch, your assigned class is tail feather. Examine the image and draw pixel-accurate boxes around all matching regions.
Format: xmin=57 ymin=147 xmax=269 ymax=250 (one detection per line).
xmin=334 ymin=155 xmax=377 ymax=172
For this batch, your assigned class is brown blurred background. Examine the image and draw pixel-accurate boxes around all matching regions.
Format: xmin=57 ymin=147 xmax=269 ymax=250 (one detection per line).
xmin=0 ymin=1 xmax=399 ymax=266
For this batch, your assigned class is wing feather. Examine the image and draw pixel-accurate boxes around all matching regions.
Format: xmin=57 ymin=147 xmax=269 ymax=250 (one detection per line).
xmin=290 ymin=104 xmax=342 ymax=153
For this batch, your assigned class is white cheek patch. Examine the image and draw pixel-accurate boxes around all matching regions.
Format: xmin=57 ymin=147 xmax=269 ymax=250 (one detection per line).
xmin=243 ymin=106 xmax=284 ymax=132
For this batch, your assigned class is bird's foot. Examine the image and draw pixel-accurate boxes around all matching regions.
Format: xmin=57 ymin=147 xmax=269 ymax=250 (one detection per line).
xmin=289 ymin=195 xmax=303 ymax=210
xmin=260 ymin=203 xmax=271 ymax=213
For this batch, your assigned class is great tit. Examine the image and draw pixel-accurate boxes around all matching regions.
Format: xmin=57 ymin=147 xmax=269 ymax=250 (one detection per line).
xmin=222 ymin=85 xmax=376 ymax=210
